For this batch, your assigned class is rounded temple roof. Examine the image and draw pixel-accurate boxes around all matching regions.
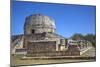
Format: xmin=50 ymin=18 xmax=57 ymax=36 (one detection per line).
xmin=24 ymin=14 xmax=56 ymax=34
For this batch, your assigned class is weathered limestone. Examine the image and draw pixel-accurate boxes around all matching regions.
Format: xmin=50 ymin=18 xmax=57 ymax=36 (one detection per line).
xmin=24 ymin=14 xmax=56 ymax=34
xmin=23 ymin=14 xmax=66 ymax=54
xmin=11 ymin=14 xmax=92 ymax=56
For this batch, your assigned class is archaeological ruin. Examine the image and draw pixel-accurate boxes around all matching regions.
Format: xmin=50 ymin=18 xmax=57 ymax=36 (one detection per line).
xmin=11 ymin=14 xmax=92 ymax=57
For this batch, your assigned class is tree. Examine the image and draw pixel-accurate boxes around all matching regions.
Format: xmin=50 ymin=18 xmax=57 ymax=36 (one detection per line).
xmin=71 ymin=33 xmax=84 ymax=40
xmin=70 ymin=33 xmax=96 ymax=47
xmin=84 ymin=34 xmax=96 ymax=47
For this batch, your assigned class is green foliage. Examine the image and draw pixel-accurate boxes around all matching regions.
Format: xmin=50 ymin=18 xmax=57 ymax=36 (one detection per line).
xmin=70 ymin=33 xmax=96 ymax=47
xmin=84 ymin=34 xmax=96 ymax=47
xmin=71 ymin=33 xmax=84 ymax=40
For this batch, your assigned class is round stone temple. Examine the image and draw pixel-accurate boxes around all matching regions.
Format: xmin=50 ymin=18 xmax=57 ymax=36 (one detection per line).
xmin=24 ymin=14 xmax=56 ymax=34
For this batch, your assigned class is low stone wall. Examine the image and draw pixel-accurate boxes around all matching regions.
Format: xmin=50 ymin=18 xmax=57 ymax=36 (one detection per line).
xmin=22 ymin=56 xmax=96 ymax=60
xmin=27 ymin=51 xmax=80 ymax=57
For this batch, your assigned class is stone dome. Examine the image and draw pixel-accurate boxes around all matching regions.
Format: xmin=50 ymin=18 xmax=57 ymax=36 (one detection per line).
xmin=24 ymin=14 xmax=56 ymax=34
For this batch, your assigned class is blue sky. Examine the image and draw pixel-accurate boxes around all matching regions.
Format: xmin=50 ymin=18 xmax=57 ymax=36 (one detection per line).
xmin=11 ymin=1 xmax=96 ymax=38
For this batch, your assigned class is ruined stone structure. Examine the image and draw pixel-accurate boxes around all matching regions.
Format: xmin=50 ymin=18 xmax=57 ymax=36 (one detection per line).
xmin=67 ymin=39 xmax=92 ymax=55
xmin=11 ymin=14 xmax=92 ymax=56
xmin=24 ymin=14 xmax=66 ymax=52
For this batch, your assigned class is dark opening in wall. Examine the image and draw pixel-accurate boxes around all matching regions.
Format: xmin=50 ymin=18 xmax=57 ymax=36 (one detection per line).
xmin=42 ymin=32 xmax=46 ymax=37
xmin=31 ymin=29 xmax=35 ymax=34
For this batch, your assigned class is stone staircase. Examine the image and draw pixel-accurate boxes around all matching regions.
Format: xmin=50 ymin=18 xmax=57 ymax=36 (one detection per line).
xmin=11 ymin=35 xmax=24 ymax=54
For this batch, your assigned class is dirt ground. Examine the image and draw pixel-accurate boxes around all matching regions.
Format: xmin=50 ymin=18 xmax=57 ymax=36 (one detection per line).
xmin=11 ymin=47 xmax=96 ymax=66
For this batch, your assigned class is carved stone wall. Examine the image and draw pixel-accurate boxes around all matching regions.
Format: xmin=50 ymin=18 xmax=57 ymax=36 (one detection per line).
xmin=27 ymin=41 xmax=56 ymax=53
